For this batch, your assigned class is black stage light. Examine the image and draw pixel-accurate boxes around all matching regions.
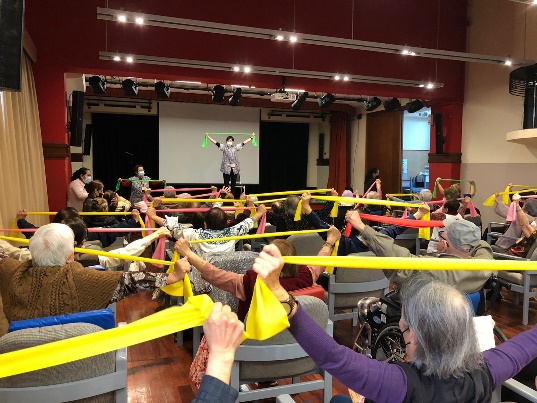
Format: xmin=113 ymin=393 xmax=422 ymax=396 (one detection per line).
xmin=383 ymin=98 xmax=401 ymax=112
xmin=155 ymin=81 xmax=170 ymax=99
xmin=121 ymin=79 xmax=138 ymax=96
xmin=292 ymin=91 xmax=309 ymax=111
xmin=88 ymin=76 xmax=106 ymax=95
xmin=406 ymin=99 xmax=425 ymax=113
xmin=318 ymin=93 xmax=335 ymax=108
xmin=212 ymin=85 xmax=226 ymax=102
xmin=229 ymin=88 xmax=242 ymax=106
xmin=364 ymin=97 xmax=381 ymax=112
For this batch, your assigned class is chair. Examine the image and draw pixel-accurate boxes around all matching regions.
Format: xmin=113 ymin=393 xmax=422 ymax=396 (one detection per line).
xmin=0 ymin=323 xmax=127 ymax=403
xmin=230 ymin=296 xmax=333 ymax=403
xmin=251 ymin=224 xmax=278 ymax=252
xmin=326 ymin=252 xmax=390 ymax=325
xmin=464 ymin=215 xmax=483 ymax=233
xmin=495 ymin=246 xmax=537 ymax=325
xmin=287 ymin=233 xmax=325 ymax=256
xmin=394 ymin=227 xmax=420 ymax=255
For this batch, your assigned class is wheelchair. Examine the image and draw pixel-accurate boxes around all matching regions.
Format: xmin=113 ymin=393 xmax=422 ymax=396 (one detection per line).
xmin=354 ymin=276 xmax=509 ymax=363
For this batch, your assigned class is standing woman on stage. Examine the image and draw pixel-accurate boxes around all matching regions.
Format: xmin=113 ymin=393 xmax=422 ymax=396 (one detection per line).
xmin=206 ymin=133 xmax=255 ymax=195
xmin=126 ymin=165 xmax=151 ymax=205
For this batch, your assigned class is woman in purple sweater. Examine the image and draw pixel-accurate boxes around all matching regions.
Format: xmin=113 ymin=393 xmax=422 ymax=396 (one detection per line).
xmin=252 ymin=244 xmax=537 ymax=403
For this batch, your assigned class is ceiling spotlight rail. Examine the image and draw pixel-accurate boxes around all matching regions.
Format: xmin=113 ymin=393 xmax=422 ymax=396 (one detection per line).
xmin=97 ymin=7 xmax=533 ymax=66
xmin=99 ymin=51 xmax=442 ymax=88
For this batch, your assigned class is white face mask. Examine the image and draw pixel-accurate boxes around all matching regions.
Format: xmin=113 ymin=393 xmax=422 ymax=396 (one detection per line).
xmin=227 ymin=141 xmax=233 ymax=146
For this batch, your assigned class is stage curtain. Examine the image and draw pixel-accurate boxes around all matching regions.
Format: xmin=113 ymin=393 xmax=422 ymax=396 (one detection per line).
xmin=327 ymin=111 xmax=348 ymax=192
xmin=0 ymin=53 xmax=49 ymax=230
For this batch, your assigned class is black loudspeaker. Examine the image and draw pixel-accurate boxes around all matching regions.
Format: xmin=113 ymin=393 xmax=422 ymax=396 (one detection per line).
xmin=318 ymin=133 xmax=325 ymax=160
xmin=83 ymin=124 xmax=92 ymax=155
xmin=434 ymin=113 xmax=443 ymax=154
xmin=0 ymin=0 xmax=24 ymax=91
xmin=69 ymin=91 xmax=84 ymax=146
xmin=523 ymin=86 xmax=537 ymax=129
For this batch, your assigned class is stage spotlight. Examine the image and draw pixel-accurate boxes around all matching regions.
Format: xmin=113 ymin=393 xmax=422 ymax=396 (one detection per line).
xmin=212 ymin=85 xmax=226 ymax=102
xmin=364 ymin=97 xmax=381 ymax=112
xmin=88 ymin=76 xmax=106 ymax=95
xmin=121 ymin=79 xmax=138 ymax=96
xmin=229 ymin=88 xmax=242 ymax=106
xmin=292 ymin=91 xmax=309 ymax=111
xmin=383 ymin=97 xmax=401 ymax=112
xmin=155 ymin=81 xmax=170 ymax=99
xmin=406 ymin=99 xmax=425 ymax=113
xmin=318 ymin=93 xmax=335 ymax=108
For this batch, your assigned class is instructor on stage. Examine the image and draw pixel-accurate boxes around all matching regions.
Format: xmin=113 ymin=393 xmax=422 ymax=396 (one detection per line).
xmin=206 ymin=133 xmax=255 ymax=195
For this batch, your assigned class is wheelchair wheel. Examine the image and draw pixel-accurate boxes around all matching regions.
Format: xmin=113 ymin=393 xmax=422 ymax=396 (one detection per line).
xmin=371 ymin=324 xmax=406 ymax=363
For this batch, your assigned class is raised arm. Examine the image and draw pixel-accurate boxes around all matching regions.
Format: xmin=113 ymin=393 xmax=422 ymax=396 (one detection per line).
xmin=206 ymin=134 xmax=218 ymax=145
xmin=436 ymin=177 xmax=445 ymax=196
xmin=241 ymin=133 xmax=255 ymax=146
xmin=469 ymin=180 xmax=476 ymax=197
xmin=514 ymin=196 xmax=535 ymax=238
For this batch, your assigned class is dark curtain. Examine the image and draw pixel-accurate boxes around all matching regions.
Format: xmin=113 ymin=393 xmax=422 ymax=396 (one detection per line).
xmin=259 ymin=122 xmax=309 ymax=192
xmin=327 ymin=112 xmax=348 ymax=192
xmin=92 ymin=114 xmax=159 ymax=197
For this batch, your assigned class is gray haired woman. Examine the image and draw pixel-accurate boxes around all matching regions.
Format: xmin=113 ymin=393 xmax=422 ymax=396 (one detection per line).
xmin=252 ymin=243 xmax=537 ymax=403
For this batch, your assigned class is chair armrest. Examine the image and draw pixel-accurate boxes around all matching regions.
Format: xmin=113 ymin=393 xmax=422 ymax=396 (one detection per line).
xmin=493 ymin=252 xmax=529 ymax=261
xmin=503 ymin=378 xmax=537 ymax=403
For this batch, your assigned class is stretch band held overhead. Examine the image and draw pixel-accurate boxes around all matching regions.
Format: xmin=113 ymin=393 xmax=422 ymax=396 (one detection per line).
xmin=160 ymin=198 xmax=246 ymax=203
xmin=433 ymin=178 xmax=474 ymax=198
xmin=2 ymin=228 xmax=160 ymax=233
xmin=149 ymin=188 xmax=213 ymax=192
xmin=483 ymin=188 xmax=537 ymax=207
xmin=115 ymin=179 xmax=167 ymax=191
xmin=250 ymin=189 xmax=332 ymax=197
xmin=359 ymin=214 xmax=445 ymax=228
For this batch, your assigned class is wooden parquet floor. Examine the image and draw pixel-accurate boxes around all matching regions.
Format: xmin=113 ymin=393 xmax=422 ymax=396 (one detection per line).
xmin=118 ymin=290 xmax=535 ymax=403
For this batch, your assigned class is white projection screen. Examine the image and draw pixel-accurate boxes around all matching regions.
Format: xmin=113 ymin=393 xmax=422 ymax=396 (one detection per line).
xmin=159 ymin=102 xmax=260 ymax=184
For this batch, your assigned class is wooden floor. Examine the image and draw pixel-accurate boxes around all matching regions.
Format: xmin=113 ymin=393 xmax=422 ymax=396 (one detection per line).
xmin=117 ymin=290 xmax=535 ymax=403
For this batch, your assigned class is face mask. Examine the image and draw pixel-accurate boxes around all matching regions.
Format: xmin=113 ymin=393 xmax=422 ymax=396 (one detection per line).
xmin=227 ymin=141 xmax=233 ymax=146
xmin=84 ymin=176 xmax=92 ymax=183
xmin=138 ymin=171 xmax=145 ymax=177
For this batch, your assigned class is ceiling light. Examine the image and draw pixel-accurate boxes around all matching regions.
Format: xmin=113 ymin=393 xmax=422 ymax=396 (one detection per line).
xmin=231 ymin=84 xmax=251 ymax=88
xmin=343 ymin=76 xmax=349 ymax=81
xmin=406 ymin=99 xmax=425 ymax=113
xmin=402 ymin=49 xmax=417 ymax=56
xmin=505 ymin=59 xmax=513 ymax=66
xmin=88 ymin=76 xmax=106 ymax=95
xmin=291 ymin=91 xmax=309 ymax=111
xmin=154 ymin=81 xmax=170 ymax=99
xmin=121 ymin=79 xmax=138 ymax=96
xmin=318 ymin=93 xmax=335 ymax=108
xmin=113 ymin=55 xmax=121 ymax=61
xmin=364 ymin=97 xmax=382 ymax=112
xmin=334 ymin=75 xmax=340 ymax=80
xmin=176 ymin=80 xmax=202 ymax=84
xmin=285 ymin=88 xmax=306 ymax=92
xmin=229 ymin=88 xmax=242 ymax=106
xmin=211 ymin=85 xmax=226 ymax=102
xmin=275 ymin=35 xmax=285 ymax=41
xmin=418 ymin=84 xmax=425 ymax=88
xmin=232 ymin=66 xmax=240 ymax=72
xmin=426 ymin=83 xmax=434 ymax=89
xmin=126 ymin=56 xmax=134 ymax=63
xmin=243 ymin=66 xmax=251 ymax=73
xmin=289 ymin=35 xmax=298 ymax=43
xmin=117 ymin=15 xmax=127 ymax=22
xmin=135 ymin=17 xmax=144 ymax=24
xmin=383 ymin=98 xmax=401 ymax=112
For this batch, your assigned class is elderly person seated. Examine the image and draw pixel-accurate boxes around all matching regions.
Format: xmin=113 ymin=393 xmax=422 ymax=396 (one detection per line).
xmin=507 ymin=195 xmax=537 ymax=258
xmin=0 ymin=223 xmax=187 ymax=324
xmin=387 ymin=189 xmax=433 ymax=205
xmin=253 ymin=246 xmax=537 ymax=403
xmin=345 ymin=209 xmax=495 ymax=294
xmin=147 ymin=204 xmax=266 ymax=254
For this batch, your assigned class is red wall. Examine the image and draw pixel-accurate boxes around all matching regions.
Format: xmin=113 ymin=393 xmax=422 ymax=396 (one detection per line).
xmin=24 ymin=0 xmax=469 ymax=210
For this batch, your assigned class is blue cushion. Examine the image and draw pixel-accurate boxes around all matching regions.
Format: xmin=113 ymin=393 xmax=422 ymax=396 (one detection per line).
xmin=8 ymin=308 xmax=115 ymax=332
xmin=466 ymin=292 xmax=480 ymax=315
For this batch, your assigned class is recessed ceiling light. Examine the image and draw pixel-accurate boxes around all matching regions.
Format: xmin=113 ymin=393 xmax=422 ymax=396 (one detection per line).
xmin=402 ymin=49 xmax=417 ymax=56
xmin=275 ymin=35 xmax=285 ymax=41
xmin=418 ymin=84 xmax=425 ymax=88
xmin=286 ymin=88 xmax=306 ymax=92
xmin=289 ymin=35 xmax=298 ymax=43
xmin=135 ymin=17 xmax=145 ymax=25
xmin=233 ymin=66 xmax=240 ymax=72
xmin=343 ymin=76 xmax=349 ymax=81
xmin=176 ymin=80 xmax=202 ymax=84
xmin=426 ymin=83 xmax=434 ymax=89
xmin=117 ymin=15 xmax=127 ymax=22
xmin=126 ymin=56 xmax=134 ymax=63
xmin=505 ymin=59 xmax=513 ymax=66
xmin=113 ymin=55 xmax=121 ymax=61
xmin=243 ymin=66 xmax=251 ymax=73
xmin=231 ymin=84 xmax=250 ymax=88
xmin=334 ymin=75 xmax=340 ymax=80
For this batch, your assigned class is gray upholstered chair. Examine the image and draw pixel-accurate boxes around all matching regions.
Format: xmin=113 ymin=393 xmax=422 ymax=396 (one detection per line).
xmin=287 ymin=233 xmax=325 ymax=256
xmin=231 ymin=296 xmax=332 ymax=403
xmin=394 ymin=227 xmax=420 ymax=256
xmin=326 ymin=252 xmax=390 ymax=325
xmin=0 ymin=323 xmax=127 ymax=403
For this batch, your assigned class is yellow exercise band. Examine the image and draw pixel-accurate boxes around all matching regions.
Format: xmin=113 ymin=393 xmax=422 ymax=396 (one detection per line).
xmin=483 ymin=188 xmax=537 ymax=207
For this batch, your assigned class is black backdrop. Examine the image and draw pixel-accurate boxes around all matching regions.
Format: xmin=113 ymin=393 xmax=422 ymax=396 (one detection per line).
xmin=92 ymin=113 xmax=159 ymax=198
xmin=259 ymin=122 xmax=309 ymax=193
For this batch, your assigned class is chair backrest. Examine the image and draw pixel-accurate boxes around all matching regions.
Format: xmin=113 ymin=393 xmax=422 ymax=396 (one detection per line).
xmin=394 ymin=227 xmax=419 ymax=255
xmin=0 ymin=323 xmax=126 ymax=403
xmin=199 ymin=251 xmax=259 ymax=312
xmin=287 ymin=233 xmax=325 ymax=256
xmin=238 ymin=296 xmax=329 ymax=380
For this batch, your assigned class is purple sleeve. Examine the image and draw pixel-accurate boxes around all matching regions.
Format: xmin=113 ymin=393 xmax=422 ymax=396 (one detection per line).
xmin=289 ymin=305 xmax=407 ymax=403
xmin=484 ymin=325 xmax=537 ymax=388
